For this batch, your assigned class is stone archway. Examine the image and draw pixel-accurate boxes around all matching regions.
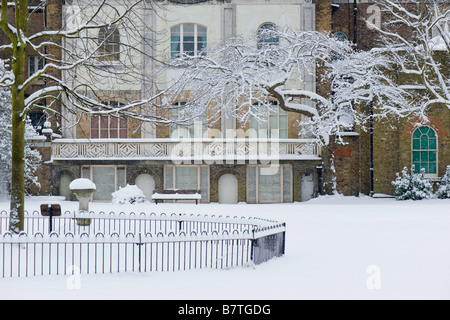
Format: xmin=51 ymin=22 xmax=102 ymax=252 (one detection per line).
xmin=218 ymin=174 xmax=239 ymax=204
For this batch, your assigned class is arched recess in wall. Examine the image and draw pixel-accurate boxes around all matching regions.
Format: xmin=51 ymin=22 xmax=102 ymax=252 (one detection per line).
xmin=218 ymin=174 xmax=239 ymax=204
xmin=301 ymin=172 xmax=315 ymax=202
xmin=59 ymin=171 xmax=75 ymax=201
xmin=135 ymin=173 xmax=156 ymax=201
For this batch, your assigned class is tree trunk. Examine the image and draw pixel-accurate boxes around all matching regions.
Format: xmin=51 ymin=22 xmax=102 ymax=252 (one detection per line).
xmin=9 ymin=92 xmax=26 ymax=233
xmin=8 ymin=0 xmax=28 ymax=233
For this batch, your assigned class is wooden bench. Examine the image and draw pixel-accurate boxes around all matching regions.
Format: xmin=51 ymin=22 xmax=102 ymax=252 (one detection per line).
xmin=151 ymin=189 xmax=202 ymax=204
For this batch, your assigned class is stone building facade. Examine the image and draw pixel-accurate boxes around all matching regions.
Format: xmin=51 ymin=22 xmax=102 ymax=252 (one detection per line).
xmin=49 ymin=0 xmax=324 ymax=204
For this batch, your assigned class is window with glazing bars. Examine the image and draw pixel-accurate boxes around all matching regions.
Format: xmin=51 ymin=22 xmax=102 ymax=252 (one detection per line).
xmin=171 ymin=23 xmax=207 ymax=58
xmin=412 ymin=126 xmax=437 ymax=175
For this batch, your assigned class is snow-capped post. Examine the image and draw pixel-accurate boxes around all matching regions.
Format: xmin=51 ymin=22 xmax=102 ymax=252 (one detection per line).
xmin=69 ymin=178 xmax=96 ymax=226
xmin=41 ymin=121 xmax=53 ymax=143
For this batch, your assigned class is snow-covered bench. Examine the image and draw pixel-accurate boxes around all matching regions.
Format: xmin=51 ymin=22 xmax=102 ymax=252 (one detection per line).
xmin=151 ymin=190 xmax=202 ymax=205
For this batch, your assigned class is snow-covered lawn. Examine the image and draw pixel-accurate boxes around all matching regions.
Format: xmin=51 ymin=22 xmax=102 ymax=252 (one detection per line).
xmin=1 ymin=195 xmax=450 ymax=300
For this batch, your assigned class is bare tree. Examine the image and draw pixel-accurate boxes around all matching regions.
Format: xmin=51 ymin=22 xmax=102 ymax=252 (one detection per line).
xmin=162 ymin=28 xmax=411 ymax=145
xmin=371 ymin=0 xmax=450 ymax=114
xmin=0 ymin=0 xmax=186 ymax=233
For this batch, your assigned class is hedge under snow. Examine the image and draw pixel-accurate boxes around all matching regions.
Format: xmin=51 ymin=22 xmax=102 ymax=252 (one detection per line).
xmin=436 ymin=165 xmax=450 ymax=199
xmin=392 ymin=166 xmax=433 ymax=200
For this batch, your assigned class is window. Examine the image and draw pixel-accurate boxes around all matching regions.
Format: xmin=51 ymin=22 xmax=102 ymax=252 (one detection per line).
xmin=29 ymin=56 xmax=44 ymax=76
xmin=333 ymin=31 xmax=348 ymax=42
xmin=247 ymin=165 xmax=292 ymax=203
xmin=412 ymin=126 xmax=437 ymax=176
xmin=90 ymin=101 xmax=127 ymax=138
xmin=164 ymin=165 xmax=209 ymax=202
xmin=170 ymin=102 xmax=207 ymax=138
xmin=90 ymin=115 xmax=127 ymax=139
xmin=81 ymin=166 xmax=126 ymax=201
xmin=250 ymin=101 xmax=288 ymax=138
xmin=171 ymin=23 xmax=207 ymax=58
xmin=98 ymin=26 xmax=120 ymax=61
xmin=257 ymin=23 xmax=279 ymax=49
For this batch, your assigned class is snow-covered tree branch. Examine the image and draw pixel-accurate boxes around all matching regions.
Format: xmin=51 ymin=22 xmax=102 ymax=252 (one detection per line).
xmin=0 ymin=0 xmax=185 ymax=232
xmin=162 ymin=28 xmax=410 ymax=144
xmin=371 ymin=0 xmax=450 ymax=115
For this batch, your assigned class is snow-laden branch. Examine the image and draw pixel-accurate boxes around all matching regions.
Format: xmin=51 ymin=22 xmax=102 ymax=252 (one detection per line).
xmin=1 ymin=0 xmax=186 ymax=126
xmin=161 ymin=29 xmax=410 ymax=144
xmin=28 ymin=0 xmax=144 ymax=42
xmin=372 ymin=0 xmax=450 ymax=112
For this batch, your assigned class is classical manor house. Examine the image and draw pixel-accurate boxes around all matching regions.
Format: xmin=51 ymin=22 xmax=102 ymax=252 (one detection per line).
xmin=50 ymin=0 xmax=324 ymax=204
xmin=6 ymin=0 xmax=449 ymax=203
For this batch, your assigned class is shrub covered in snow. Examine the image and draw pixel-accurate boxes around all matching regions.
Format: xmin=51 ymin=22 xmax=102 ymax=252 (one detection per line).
xmin=392 ymin=166 xmax=433 ymax=200
xmin=112 ymin=184 xmax=149 ymax=205
xmin=436 ymin=165 xmax=450 ymax=199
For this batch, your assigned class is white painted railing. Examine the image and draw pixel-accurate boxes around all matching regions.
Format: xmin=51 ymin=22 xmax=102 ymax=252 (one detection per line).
xmin=51 ymin=138 xmax=322 ymax=161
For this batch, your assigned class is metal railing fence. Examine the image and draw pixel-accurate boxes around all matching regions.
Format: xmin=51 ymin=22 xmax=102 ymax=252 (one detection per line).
xmin=0 ymin=210 xmax=276 ymax=236
xmin=0 ymin=210 xmax=286 ymax=277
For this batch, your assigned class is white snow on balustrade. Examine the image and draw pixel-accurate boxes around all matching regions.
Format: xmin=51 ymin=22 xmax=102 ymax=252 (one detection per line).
xmin=51 ymin=138 xmax=322 ymax=160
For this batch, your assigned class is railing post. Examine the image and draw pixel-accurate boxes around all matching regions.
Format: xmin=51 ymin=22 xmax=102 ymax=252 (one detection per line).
xmin=250 ymin=227 xmax=256 ymax=265
xmin=137 ymin=233 xmax=143 ymax=273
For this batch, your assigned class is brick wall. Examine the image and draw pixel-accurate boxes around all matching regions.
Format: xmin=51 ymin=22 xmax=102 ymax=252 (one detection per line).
xmin=321 ymin=134 xmax=361 ymax=196
xmin=315 ymin=0 xmax=331 ymax=33
xmin=331 ymin=1 xmax=450 ymax=195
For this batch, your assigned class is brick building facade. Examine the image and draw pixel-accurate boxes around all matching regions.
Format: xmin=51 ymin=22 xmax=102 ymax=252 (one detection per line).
xmin=330 ymin=0 xmax=449 ymax=196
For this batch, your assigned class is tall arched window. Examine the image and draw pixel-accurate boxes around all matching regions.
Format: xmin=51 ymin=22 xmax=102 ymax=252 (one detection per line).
xmin=257 ymin=23 xmax=279 ymax=49
xmin=98 ymin=26 xmax=121 ymax=61
xmin=171 ymin=23 xmax=207 ymax=58
xmin=412 ymin=126 xmax=437 ymax=175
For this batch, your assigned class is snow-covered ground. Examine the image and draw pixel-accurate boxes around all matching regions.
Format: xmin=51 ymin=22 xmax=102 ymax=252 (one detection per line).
xmin=1 ymin=194 xmax=450 ymax=300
